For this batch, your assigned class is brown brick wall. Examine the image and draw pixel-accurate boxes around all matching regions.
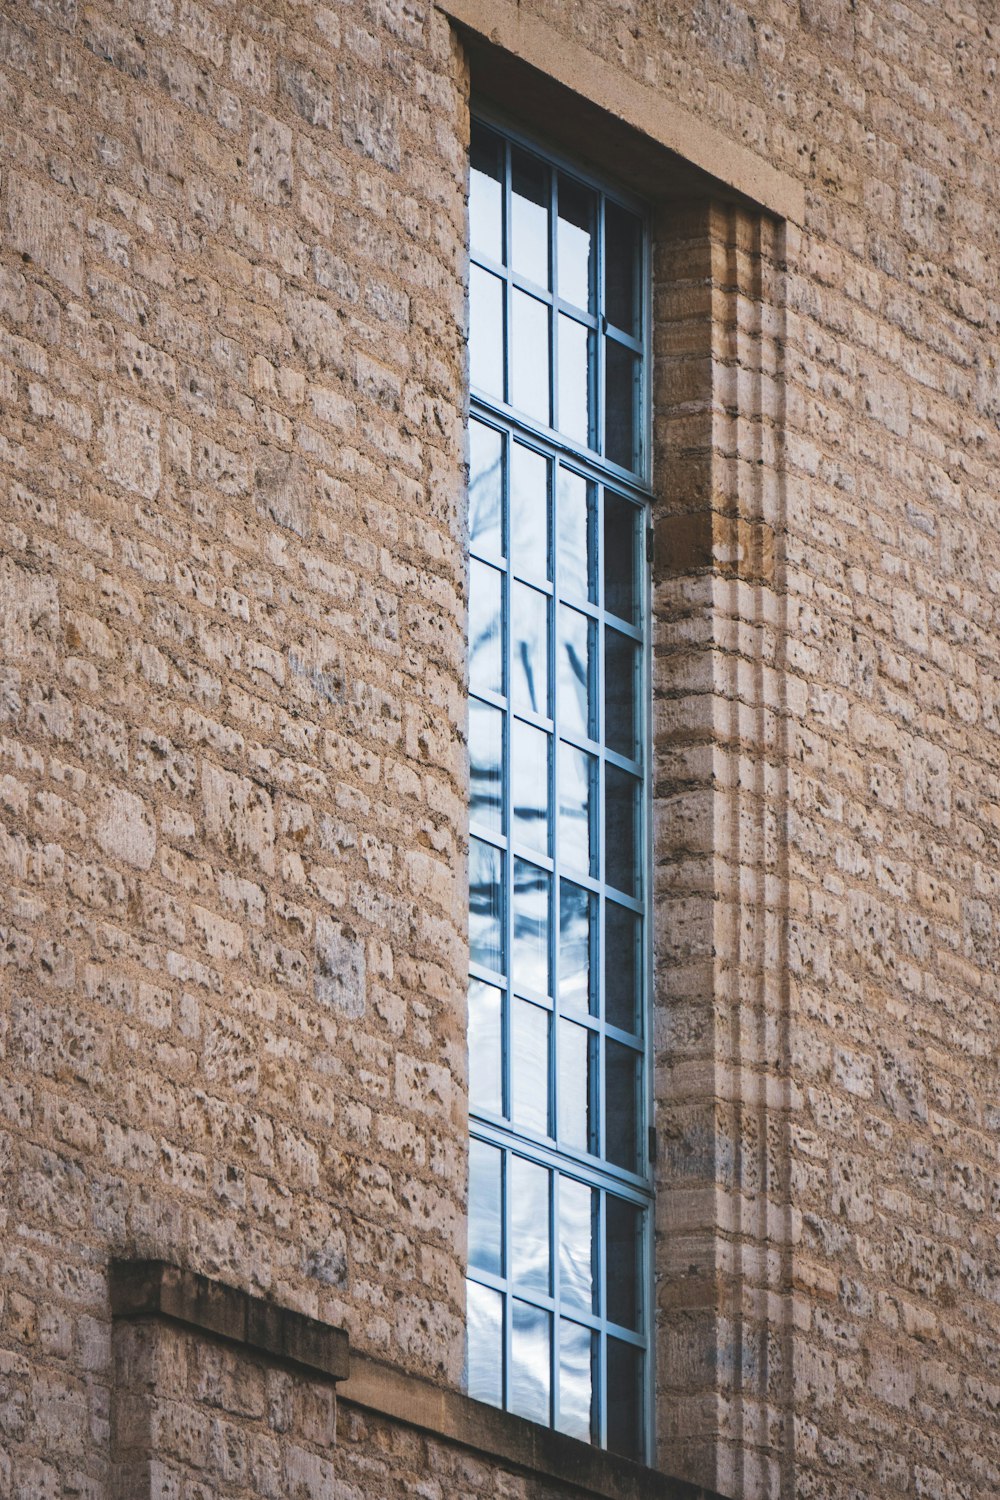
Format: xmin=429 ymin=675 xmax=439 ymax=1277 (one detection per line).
xmin=1 ymin=2 xmax=999 ymax=1499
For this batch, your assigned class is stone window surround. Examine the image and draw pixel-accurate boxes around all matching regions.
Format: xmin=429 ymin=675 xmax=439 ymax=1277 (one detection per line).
xmin=439 ymin=7 xmax=800 ymax=1495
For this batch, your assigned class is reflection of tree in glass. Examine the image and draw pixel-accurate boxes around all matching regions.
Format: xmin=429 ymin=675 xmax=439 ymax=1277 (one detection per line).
xmin=470 ymin=439 xmax=502 ymax=553
xmin=469 ymin=839 xmax=502 ymax=973
xmin=470 ymin=700 xmax=502 ymax=831
xmin=513 ymin=859 xmax=548 ymax=995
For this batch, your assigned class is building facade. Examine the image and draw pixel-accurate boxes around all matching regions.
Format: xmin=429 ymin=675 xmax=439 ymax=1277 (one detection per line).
xmin=0 ymin=1 xmax=998 ymax=1498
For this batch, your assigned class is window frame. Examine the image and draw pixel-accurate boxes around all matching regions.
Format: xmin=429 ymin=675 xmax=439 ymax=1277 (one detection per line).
xmin=466 ymin=108 xmax=656 ymax=1462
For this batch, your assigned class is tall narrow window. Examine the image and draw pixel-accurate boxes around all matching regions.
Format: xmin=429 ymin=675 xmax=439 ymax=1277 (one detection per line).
xmin=466 ymin=117 xmax=652 ymax=1462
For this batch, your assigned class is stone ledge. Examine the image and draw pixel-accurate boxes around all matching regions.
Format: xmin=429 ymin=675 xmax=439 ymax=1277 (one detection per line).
xmin=109 ymin=1259 xmax=350 ymax=1383
xmin=339 ymin=1351 xmax=724 ymax=1500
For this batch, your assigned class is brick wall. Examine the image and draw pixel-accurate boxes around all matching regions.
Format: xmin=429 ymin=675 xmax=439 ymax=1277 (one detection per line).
xmin=1 ymin=2 xmax=999 ymax=1499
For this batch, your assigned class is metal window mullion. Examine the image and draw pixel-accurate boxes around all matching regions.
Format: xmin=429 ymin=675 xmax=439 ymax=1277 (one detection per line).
xmin=502 ymin=1145 xmax=512 ymax=1409
xmin=501 ymin=425 xmax=513 ymax=1140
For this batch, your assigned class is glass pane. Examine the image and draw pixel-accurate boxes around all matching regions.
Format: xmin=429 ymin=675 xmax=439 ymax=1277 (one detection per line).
xmin=469 ymin=837 xmax=503 ymax=973
xmin=606 ymin=1198 xmax=641 ymax=1331
xmin=558 ymin=1176 xmax=595 ymax=1313
xmin=511 ymin=1157 xmax=550 ymax=1294
xmin=470 ymin=698 xmax=503 ymax=833
xmin=469 ymin=123 xmax=503 ymax=264
xmin=557 ymin=315 xmax=590 ymax=446
xmin=469 ymin=1138 xmax=503 ymax=1274
xmin=603 ymin=491 xmax=639 ymax=625
xmin=559 ymin=880 xmax=593 ymax=1014
xmin=511 ymin=582 xmax=548 ymax=716
xmin=511 ymin=997 xmax=549 ymax=1136
xmin=605 ymin=902 xmax=639 ymax=1034
xmin=467 ymin=1281 xmax=504 ymax=1407
xmin=605 ymin=628 xmax=639 ymax=761
xmin=558 ymin=605 xmax=592 ymax=741
xmin=469 ymin=419 xmax=503 ymax=560
xmin=510 ymin=1301 xmax=551 ymax=1423
xmin=606 ymin=1340 xmax=642 ymax=1460
xmin=557 ymin=1321 xmax=594 ymax=1441
xmin=511 ymin=148 xmax=549 ymax=288
xmin=511 ymin=290 xmax=550 ymax=425
xmin=557 ymin=468 xmax=591 ymax=602
xmin=605 ymin=1040 xmax=639 ymax=1172
xmin=604 ymin=339 xmax=638 ymax=472
xmin=469 ymin=979 xmax=502 ymax=1116
xmin=470 ymin=559 xmax=502 ymax=696
xmin=558 ymin=1018 xmax=591 ymax=1152
xmin=558 ymin=742 xmax=593 ymax=877
xmin=604 ymin=200 xmax=640 ymax=335
xmin=470 ymin=264 xmax=504 ymax=401
xmin=510 ymin=442 xmax=549 ymax=582
xmin=605 ymin=766 xmax=637 ymax=896
xmin=557 ymin=176 xmax=594 ymax=311
xmin=511 ymin=719 xmax=549 ymax=855
xmin=512 ymin=858 xmax=550 ymax=998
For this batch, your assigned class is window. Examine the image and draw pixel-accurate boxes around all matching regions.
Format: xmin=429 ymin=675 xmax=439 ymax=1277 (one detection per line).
xmin=465 ymin=116 xmax=652 ymax=1462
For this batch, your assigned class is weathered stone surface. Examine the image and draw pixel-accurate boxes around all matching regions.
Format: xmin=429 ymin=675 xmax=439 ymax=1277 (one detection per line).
xmin=0 ymin=3 xmax=998 ymax=1500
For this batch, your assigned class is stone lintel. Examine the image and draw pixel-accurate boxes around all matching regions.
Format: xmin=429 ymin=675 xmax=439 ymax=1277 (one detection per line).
xmin=109 ymin=1259 xmax=350 ymax=1383
xmin=436 ymin=0 xmax=804 ymax=224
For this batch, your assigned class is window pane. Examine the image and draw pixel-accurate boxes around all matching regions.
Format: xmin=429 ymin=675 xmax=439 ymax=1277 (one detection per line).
xmin=470 ymin=264 xmax=504 ymax=401
xmin=470 ymin=697 xmax=503 ymax=834
xmin=558 ymin=604 xmax=593 ymax=742
xmin=511 ymin=148 xmax=549 ymax=287
xmin=604 ymin=627 xmax=639 ymax=761
xmin=469 ymin=558 xmax=503 ymax=696
xmin=557 ymin=175 xmax=594 ymax=311
xmin=603 ymin=491 xmax=639 ymax=625
xmin=470 ymin=419 xmax=503 ymax=560
xmin=512 ymin=857 xmax=550 ymax=998
xmin=511 ymin=718 xmax=549 ymax=856
xmin=558 ymin=1018 xmax=591 ymax=1152
xmin=557 ymin=1320 xmax=594 ymax=1441
xmin=510 ymin=441 xmax=549 ymax=582
xmin=559 ymin=880 xmax=593 ymax=1015
xmin=511 ymin=290 xmax=550 ymax=425
xmin=557 ymin=315 xmax=590 ymax=446
xmin=511 ymin=582 xmax=548 ymax=716
xmin=469 ymin=979 xmax=502 ymax=1116
xmin=604 ymin=765 xmax=637 ymax=896
xmin=558 ymin=742 xmax=593 ymax=877
xmin=470 ymin=837 xmax=503 ymax=973
xmin=604 ymin=200 xmax=640 ymax=336
xmin=469 ymin=1138 xmax=503 ymax=1275
xmin=558 ymin=1176 xmax=595 ymax=1313
xmin=605 ymin=1040 xmax=638 ymax=1173
xmin=510 ymin=1301 xmax=551 ymax=1423
xmin=511 ymin=997 xmax=549 ymax=1136
xmin=605 ymin=902 xmax=639 ymax=1034
xmin=510 ymin=1157 xmax=550 ymax=1294
xmin=467 ymin=1281 xmax=504 ymax=1407
xmin=606 ymin=1340 xmax=642 ymax=1460
xmin=469 ymin=123 xmax=503 ymax=264
xmin=606 ymin=1196 xmax=641 ymax=1330
xmin=604 ymin=339 xmax=638 ymax=472
xmin=557 ymin=468 xmax=591 ymax=602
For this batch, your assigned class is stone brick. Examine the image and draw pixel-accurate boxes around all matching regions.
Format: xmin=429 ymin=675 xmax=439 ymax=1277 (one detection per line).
xmin=98 ymin=390 xmax=162 ymax=499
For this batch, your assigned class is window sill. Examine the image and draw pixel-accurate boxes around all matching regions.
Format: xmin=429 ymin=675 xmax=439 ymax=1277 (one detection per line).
xmin=339 ymin=1353 xmax=726 ymax=1500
